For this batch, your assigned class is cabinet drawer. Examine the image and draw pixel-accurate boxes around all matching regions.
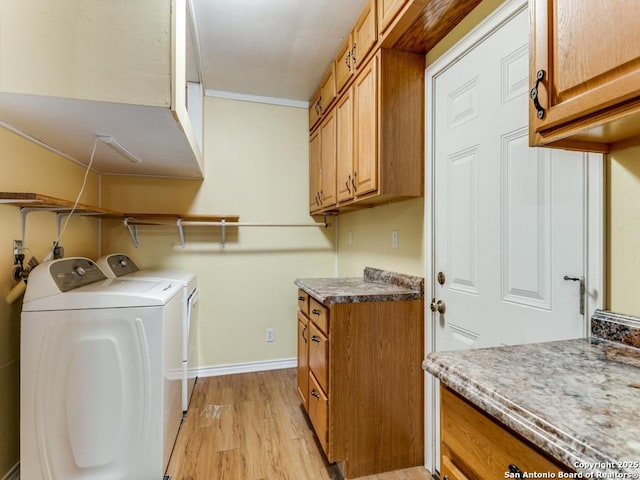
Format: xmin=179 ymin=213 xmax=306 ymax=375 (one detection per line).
xmin=441 ymin=453 xmax=470 ymax=480
xmin=309 ymin=298 xmax=329 ymax=335
xmin=297 ymin=289 xmax=309 ymax=316
xmin=441 ymin=386 xmax=570 ymax=478
xmin=309 ymin=371 xmax=329 ymax=455
xmin=309 ymin=322 xmax=329 ymax=393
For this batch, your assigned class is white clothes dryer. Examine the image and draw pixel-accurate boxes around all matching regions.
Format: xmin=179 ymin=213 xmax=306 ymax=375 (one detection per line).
xmin=21 ymin=257 xmax=183 ymax=480
xmin=96 ymin=253 xmax=198 ymax=412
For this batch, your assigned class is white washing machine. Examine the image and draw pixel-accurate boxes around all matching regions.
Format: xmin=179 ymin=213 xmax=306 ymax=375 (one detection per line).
xmin=96 ymin=254 xmax=198 ymax=412
xmin=21 ymin=257 xmax=183 ymax=480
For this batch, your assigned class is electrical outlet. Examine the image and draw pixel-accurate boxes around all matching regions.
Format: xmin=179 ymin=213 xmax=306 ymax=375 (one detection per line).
xmin=266 ymin=328 xmax=274 ymax=342
xmin=392 ymin=230 xmax=399 ymax=248
xmin=13 ymin=240 xmax=23 ymax=261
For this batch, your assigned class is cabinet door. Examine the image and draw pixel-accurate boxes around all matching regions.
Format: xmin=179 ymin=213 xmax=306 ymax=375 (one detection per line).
xmin=530 ymin=0 xmax=640 ymax=145
xmin=309 ymin=89 xmax=321 ymax=131
xmin=377 ymin=0 xmax=407 ymax=34
xmin=336 ymin=89 xmax=354 ymax=203
xmin=309 ymin=129 xmax=322 ymax=214
xmin=320 ymin=109 xmax=337 ymax=209
xmin=309 ymin=322 xmax=329 ymax=394
xmin=297 ymin=313 xmax=309 ymax=411
xmin=353 ymin=0 xmax=376 ymax=69
xmin=308 ymin=372 xmax=329 ymax=455
xmin=320 ymin=65 xmax=337 ymax=114
xmin=335 ymin=36 xmax=354 ymax=93
xmin=441 ymin=386 xmax=570 ymax=478
xmin=353 ymin=55 xmax=378 ymax=197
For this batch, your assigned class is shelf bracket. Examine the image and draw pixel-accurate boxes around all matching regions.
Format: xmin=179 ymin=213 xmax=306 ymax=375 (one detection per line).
xmin=20 ymin=207 xmax=61 ymax=245
xmin=221 ymin=219 xmax=226 ymax=248
xmin=177 ymin=217 xmax=186 ymax=248
xmin=123 ymin=217 xmax=140 ymax=248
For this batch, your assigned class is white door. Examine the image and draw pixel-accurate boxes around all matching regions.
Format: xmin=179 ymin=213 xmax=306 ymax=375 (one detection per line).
xmin=432 ymin=6 xmax=586 ymax=351
xmin=425 ymin=0 xmax=604 ymax=473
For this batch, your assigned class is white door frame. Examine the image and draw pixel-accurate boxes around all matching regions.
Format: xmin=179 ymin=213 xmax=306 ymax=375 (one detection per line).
xmin=422 ymin=0 xmax=604 ymax=472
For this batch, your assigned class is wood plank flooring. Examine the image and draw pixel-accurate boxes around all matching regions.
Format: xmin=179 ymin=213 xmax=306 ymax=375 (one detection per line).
xmin=166 ymin=368 xmax=432 ymax=480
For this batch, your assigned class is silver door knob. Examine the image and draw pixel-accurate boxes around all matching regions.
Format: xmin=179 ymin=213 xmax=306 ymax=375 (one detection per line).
xmin=430 ymin=298 xmax=446 ymax=314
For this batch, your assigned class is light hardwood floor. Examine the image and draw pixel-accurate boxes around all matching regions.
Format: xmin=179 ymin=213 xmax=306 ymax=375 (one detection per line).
xmin=166 ymin=368 xmax=432 ymax=480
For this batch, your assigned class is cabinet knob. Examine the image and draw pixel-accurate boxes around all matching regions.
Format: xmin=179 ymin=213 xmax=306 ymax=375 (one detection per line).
xmin=302 ymin=325 xmax=308 ymax=342
xmin=311 ymin=309 xmax=321 ymax=315
xmin=311 ymin=335 xmax=321 ymax=343
xmin=346 ymin=50 xmax=352 ymax=71
xmin=351 ymin=43 xmax=357 ymax=65
xmin=351 ymin=171 xmax=357 ymax=191
xmin=346 ymin=175 xmax=351 ymax=194
xmin=530 ymin=69 xmax=546 ymax=119
xmin=311 ymin=389 xmax=320 ymax=399
xmin=298 ymin=296 xmax=304 ymax=301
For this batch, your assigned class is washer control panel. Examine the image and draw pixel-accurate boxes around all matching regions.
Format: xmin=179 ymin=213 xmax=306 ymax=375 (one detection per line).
xmin=49 ymin=258 xmax=107 ymax=291
xmin=105 ymin=254 xmax=139 ymax=277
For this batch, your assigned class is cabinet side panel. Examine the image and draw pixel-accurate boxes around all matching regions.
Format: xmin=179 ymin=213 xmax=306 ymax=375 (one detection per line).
xmin=330 ymin=300 xmax=424 ymax=477
xmin=379 ymin=49 xmax=425 ymax=197
xmin=0 ymin=0 xmax=171 ymax=106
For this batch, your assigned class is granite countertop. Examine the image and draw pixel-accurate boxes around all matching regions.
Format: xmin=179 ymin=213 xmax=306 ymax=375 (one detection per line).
xmin=424 ymin=310 xmax=640 ymax=476
xmin=295 ymin=267 xmax=424 ymax=305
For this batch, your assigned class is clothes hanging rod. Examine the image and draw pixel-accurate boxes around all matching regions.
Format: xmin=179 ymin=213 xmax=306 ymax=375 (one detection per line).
xmin=123 ymin=219 xmax=330 ymax=228
xmin=122 ymin=216 xmax=332 ymax=249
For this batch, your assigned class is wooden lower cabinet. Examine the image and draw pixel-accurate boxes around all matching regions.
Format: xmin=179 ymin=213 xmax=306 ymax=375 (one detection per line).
xmin=296 ymin=312 xmax=309 ymax=410
xmin=440 ymin=386 xmax=571 ymax=479
xmin=296 ymin=291 xmax=424 ymax=478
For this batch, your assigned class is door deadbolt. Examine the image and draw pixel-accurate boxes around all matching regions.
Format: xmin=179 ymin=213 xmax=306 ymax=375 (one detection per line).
xmin=437 ymin=272 xmax=446 ymax=285
xmin=430 ymin=298 xmax=446 ymax=314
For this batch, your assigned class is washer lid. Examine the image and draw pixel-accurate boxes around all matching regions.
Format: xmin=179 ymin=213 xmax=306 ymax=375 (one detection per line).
xmin=23 ymin=259 xmax=182 ymax=311
xmin=120 ymin=269 xmax=197 ymax=293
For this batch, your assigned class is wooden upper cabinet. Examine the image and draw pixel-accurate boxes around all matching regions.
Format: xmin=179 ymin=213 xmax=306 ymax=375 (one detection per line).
xmin=320 ymin=109 xmax=338 ymax=209
xmin=319 ymin=64 xmax=337 ymax=115
xmin=309 ymin=88 xmax=322 ymax=131
xmin=529 ymin=0 xmax=640 ymax=150
xmin=309 ymin=128 xmax=322 ymax=213
xmin=335 ymin=0 xmax=377 ymax=94
xmin=336 ymin=90 xmax=355 ymax=203
xmin=309 ymin=65 xmax=336 ymax=132
xmin=377 ymin=0 xmax=407 ymax=35
xmin=339 ymin=48 xmax=423 ymax=208
xmin=353 ymin=58 xmax=379 ymax=197
xmin=335 ymin=35 xmax=354 ymax=94
xmin=353 ymin=0 xmax=377 ymax=69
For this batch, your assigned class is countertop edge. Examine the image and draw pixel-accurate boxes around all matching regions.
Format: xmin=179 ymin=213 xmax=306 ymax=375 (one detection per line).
xmin=294 ymin=272 xmax=424 ymax=305
xmin=424 ymin=352 xmax=618 ymax=474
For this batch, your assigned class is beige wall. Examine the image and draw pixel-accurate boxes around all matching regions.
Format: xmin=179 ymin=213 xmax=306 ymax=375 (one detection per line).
xmin=607 ymin=141 xmax=640 ymax=316
xmin=101 ymin=96 xmax=335 ymax=368
xmin=0 ymin=126 xmax=99 ymax=477
xmin=337 ymin=199 xmax=424 ymax=277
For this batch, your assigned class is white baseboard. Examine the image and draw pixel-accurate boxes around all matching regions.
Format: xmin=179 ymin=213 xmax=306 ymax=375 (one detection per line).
xmin=192 ymin=357 xmax=296 ymax=378
xmin=1 ymin=462 xmax=19 ymax=480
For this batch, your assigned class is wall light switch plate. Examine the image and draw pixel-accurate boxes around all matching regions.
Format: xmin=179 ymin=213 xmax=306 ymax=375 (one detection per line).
xmin=392 ymin=230 xmax=399 ymax=248
xmin=348 ymin=230 xmax=353 ymax=245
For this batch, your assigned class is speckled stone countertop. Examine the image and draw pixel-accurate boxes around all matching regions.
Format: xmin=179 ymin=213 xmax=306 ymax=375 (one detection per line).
xmin=424 ymin=310 xmax=640 ymax=476
xmin=294 ymin=267 xmax=424 ymax=305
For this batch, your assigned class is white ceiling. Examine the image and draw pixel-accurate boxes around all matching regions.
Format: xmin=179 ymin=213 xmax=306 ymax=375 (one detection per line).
xmin=191 ymin=0 xmax=368 ymax=103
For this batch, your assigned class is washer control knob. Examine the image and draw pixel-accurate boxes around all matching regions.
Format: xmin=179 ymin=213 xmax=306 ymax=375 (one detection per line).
xmin=74 ymin=266 xmax=86 ymax=276
xmin=119 ymin=258 xmax=128 ymax=267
